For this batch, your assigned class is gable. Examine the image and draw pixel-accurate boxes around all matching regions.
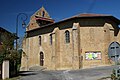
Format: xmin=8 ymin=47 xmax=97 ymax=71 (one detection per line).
xmin=27 ymin=7 xmax=54 ymax=31
xmin=34 ymin=6 xmax=50 ymax=19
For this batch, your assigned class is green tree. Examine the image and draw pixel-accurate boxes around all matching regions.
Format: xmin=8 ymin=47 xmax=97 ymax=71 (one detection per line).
xmin=0 ymin=32 xmax=22 ymax=76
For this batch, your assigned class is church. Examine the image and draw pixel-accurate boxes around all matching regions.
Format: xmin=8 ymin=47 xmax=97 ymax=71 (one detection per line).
xmin=21 ymin=7 xmax=120 ymax=70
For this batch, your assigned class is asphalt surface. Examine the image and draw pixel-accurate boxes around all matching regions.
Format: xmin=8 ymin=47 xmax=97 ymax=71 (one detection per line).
xmin=19 ymin=66 xmax=116 ymax=80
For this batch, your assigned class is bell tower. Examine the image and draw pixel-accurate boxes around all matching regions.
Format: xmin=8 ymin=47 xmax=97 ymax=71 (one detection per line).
xmin=27 ymin=6 xmax=54 ymax=31
xmin=35 ymin=6 xmax=54 ymax=26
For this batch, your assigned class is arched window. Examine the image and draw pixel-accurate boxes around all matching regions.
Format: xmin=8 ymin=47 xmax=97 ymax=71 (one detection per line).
xmin=39 ymin=36 xmax=41 ymax=46
xmin=50 ymin=34 xmax=52 ymax=45
xmin=65 ymin=30 xmax=70 ymax=43
xmin=40 ymin=52 xmax=44 ymax=66
xmin=42 ymin=11 xmax=45 ymax=17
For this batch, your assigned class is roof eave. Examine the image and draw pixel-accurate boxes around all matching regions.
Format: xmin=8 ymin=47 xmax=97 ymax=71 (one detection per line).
xmin=26 ymin=16 xmax=120 ymax=32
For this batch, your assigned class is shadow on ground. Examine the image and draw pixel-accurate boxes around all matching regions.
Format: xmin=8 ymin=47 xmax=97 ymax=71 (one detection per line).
xmin=19 ymin=71 xmax=38 ymax=76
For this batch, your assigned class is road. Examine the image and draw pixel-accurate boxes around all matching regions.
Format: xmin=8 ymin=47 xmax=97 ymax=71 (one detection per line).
xmin=19 ymin=66 xmax=116 ymax=80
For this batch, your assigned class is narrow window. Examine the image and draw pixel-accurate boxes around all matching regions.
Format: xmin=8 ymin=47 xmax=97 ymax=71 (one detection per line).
xmin=39 ymin=36 xmax=41 ymax=46
xmin=50 ymin=34 xmax=52 ymax=45
xmin=42 ymin=11 xmax=45 ymax=17
xmin=65 ymin=30 xmax=70 ymax=43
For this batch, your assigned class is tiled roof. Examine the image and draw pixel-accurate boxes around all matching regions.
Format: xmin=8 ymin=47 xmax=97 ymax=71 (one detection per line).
xmin=27 ymin=13 xmax=120 ymax=32
xmin=0 ymin=27 xmax=11 ymax=33
xmin=61 ymin=13 xmax=111 ymax=21
xmin=76 ymin=13 xmax=108 ymax=17
xmin=35 ymin=16 xmax=54 ymax=22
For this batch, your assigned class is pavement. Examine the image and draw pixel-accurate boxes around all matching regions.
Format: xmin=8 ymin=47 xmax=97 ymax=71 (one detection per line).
xmin=19 ymin=65 xmax=117 ymax=80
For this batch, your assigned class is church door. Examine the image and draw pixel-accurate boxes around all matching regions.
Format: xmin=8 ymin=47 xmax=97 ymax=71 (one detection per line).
xmin=40 ymin=52 xmax=44 ymax=66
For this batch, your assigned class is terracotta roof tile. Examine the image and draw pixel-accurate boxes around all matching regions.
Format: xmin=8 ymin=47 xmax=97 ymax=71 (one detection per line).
xmin=60 ymin=13 xmax=111 ymax=22
xmin=76 ymin=13 xmax=109 ymax=17
xmin=27 ymin=13 xmax=120 ymax=32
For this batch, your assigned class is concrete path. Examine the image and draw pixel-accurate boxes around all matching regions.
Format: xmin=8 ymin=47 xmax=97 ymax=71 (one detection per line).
xmin=19 ymin=66 xmax=117 ymax=80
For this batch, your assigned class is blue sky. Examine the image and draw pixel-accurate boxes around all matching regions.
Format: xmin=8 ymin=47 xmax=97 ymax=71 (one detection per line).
xmin=0 ymin=0 xmax=120 ymax=37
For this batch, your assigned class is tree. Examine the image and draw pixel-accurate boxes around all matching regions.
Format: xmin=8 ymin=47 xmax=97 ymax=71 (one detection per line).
xmin=0 ymin=31 xmax=21 ymax=76
xmin=0 ymin=32 xmax=15 ymax=63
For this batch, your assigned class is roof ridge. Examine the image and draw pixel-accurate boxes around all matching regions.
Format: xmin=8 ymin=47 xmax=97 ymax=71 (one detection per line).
xmin=77 ymin=13 xmax=111 ymax=17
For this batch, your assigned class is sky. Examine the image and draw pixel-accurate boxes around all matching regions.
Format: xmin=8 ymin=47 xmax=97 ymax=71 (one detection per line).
xmin=0 ymin=0 xmax=120 ymax=37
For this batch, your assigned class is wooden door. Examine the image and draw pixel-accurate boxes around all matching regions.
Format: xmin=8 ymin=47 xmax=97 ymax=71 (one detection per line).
xmin=40 ymin=52 xmax=44 ymax=66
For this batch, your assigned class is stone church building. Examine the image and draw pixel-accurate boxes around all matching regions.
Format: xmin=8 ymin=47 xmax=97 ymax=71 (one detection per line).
xmin=21 ymin=7 xmax=120 ymax=70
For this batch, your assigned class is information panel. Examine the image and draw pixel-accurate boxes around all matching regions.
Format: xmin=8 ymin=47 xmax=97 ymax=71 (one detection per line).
xmin=85 ymin=51 xmax=101 ymax=60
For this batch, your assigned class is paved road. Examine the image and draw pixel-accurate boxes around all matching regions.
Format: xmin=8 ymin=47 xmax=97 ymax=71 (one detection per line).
xmin=19 ymin=66 xmax=117 ymax=80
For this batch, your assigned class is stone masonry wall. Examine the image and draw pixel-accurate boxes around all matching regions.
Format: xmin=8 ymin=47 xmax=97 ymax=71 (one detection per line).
xmin=21 ymin=18 xmax=120 ymax=70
